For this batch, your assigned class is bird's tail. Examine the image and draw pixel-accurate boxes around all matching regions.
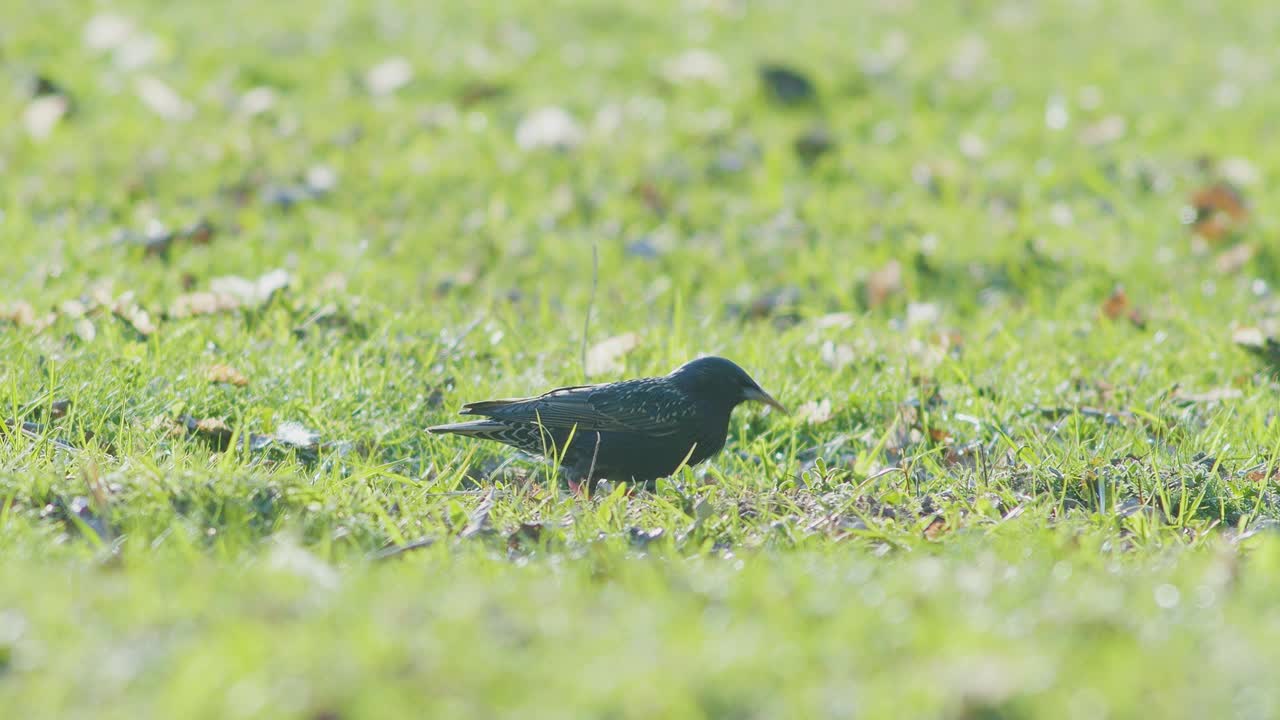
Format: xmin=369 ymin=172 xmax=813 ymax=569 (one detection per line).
xmin=457 ymin=399 xmax=522 ymax=415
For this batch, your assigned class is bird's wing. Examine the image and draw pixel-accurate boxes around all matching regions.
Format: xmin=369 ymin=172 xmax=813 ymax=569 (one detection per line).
xmin=461 ymin=379 xmax=692 ymax=436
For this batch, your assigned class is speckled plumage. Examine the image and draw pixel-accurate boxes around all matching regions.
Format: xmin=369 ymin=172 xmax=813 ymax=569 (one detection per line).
xmin=427 ymin=356 xmax=785 ymax=486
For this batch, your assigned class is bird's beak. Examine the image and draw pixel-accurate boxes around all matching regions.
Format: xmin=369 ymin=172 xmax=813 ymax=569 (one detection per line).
xmin=744 ymin=386 xmax=788 ymax=414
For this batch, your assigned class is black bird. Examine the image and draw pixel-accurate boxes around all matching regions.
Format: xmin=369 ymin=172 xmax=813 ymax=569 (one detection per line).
xmin=427 ymin=356 xmax=786 ymax=487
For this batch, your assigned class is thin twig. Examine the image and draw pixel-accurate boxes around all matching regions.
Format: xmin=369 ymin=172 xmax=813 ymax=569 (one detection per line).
xmin=586 ymin=431 xmax=601 ymax=486
xmin=3 ymin=419 xmax=81 ymax=453
xmin=369 ymin=537 xmax=437 ymax=561
xmin=581 ymin=241 xmax=599 ymax=382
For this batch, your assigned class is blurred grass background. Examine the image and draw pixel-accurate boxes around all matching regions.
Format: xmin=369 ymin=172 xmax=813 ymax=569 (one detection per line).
xmin=4 ymin=0 xmax=1280 ymax=717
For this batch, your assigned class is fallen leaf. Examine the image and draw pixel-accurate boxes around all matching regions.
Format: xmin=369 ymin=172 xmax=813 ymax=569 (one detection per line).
xmin=171 ymin=269 xmax=291 ymax=318
xmin=319 ymin=272 xmax=348 ymax=294
xmin=795 ymin=398 xmax=833 ymax=425
xmin=23 ymin=95 xmax=70 ymax=140
xmin=458 ymin=82 xmax=508 ymax=107
xmin=83 ymin=13 xmax=134 ymax=51
xmin=181 ymin=415 xmax=234 ymax=450
xmin=1078 ymin=115 xmax=1126 ymax=146
xmin=1245 ymin=466 xmax=1278 ymax=483
xmin=907 ymin=302 xmax=941 ymax=326
xmin=366 ymin=57 xmax=413 ymax=96
xmin=1099 ymin=286 xmax=1146 ymax=327
xmin=629 ymin=526 xmax=665 ymax=548
xmin=923 ymin=516 xmax=949 ymax=541
xmin=662 ymin=49 xmax=728 ymax=86
xmin=1176 ymin=387 xmax=1244 ymax=403
xmin=586 ymin=333 xmax=640 ymax=377
xmin=1187 ymin=183 xmax=1248 ymax=243
xmin=631 ymin=182 xmax=668 ymax=216
xmin=272 ymin=421 xmax=319 ymax=451
xmin=1214 ymin=242 xmax=1255 ymax=274
xmin=820 ymin=340 xmax=856 ymax=370
xmin=305 ymin=165 xmax=338 ymax=196
xmin=1220 ymin=157 xmax=1259 ymax=187
xmin=73 ymin=317 xmax=96 ymax=343
xmin=59 ymin=299 xmax=87 ymax=318
xmin=237 ymin=86 xmax=276 ymax=117
xmin=1 ymin=301 xmax=37 ymax=327
xmin=168 ymin=291 xmax=238 ymax=318
xmin=460 ymin=489 xmax=496 ymax=539
xmin=1232 ymin=326 xmax=1266 ymax=347
xmin=865 ymin=260 xmax=903 ymax=308
xmin=110 ymin=297 xmax=157 ymax=338
xmin=733 ymin=286 xmax=802 ymax=322
xmin=206 ymin=364 xmax=249 ymax=387
xmin=516 ymin=107 xmax=583 ymax=151
xmin=1100 ymin=286 xmax=1129 ymax=319
xmin=135 ymin=76 xmax=193 ymax=120
xmin=1232 ymin=326 xmax=1280 ymax=365
xmin=759 ymin=64 xmax=816 ymax=104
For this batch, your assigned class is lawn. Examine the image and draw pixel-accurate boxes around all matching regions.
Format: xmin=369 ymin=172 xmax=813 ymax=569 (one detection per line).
xmin=5 ymin=0 xmax=1280 ymax=717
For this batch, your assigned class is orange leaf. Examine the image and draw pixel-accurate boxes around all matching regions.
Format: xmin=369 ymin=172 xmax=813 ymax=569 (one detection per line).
xmin=1101 ymin=287 xmax=1129 ymax=319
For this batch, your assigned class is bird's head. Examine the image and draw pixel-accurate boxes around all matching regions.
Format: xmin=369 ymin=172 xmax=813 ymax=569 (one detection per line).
xmin=669 ymin=356 xmax=787 ymax=414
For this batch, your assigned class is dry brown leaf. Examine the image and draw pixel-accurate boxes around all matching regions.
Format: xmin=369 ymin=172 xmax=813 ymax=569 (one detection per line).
xmin=1100 ymin=287 xmax=1146 ymax=328
xmin=923 ymin=516 xmax=950 ymax=541
xmin=1101 ymin=287 xmax=1129 ymax=319
xmin=1188 ymin=183 xmax=1248 ymax=243
xmin=631 ymin=182 xmax=668 ymax=216
xmin=1246 ymin=467 xmax=1278 ymax=483
xmin=1 ymin=301 xmax=37 ymax=327
xmin=180 ymin=415 xmax=234 ymax=450
xmin=586 ymin=333 xmax=640 ymax=377
xmin=865 ymin=260 xmax=903 ymax=308
xmin=206 ymin=364 xmax=249 ymax=387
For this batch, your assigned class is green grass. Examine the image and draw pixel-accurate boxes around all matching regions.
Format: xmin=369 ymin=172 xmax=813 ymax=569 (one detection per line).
xmin=5 ymin=0 xmax=1280 ymax=716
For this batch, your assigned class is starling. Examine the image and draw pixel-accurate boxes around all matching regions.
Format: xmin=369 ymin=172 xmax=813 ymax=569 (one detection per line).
xmin=427 ymin=356 xmax=786 ymax=487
